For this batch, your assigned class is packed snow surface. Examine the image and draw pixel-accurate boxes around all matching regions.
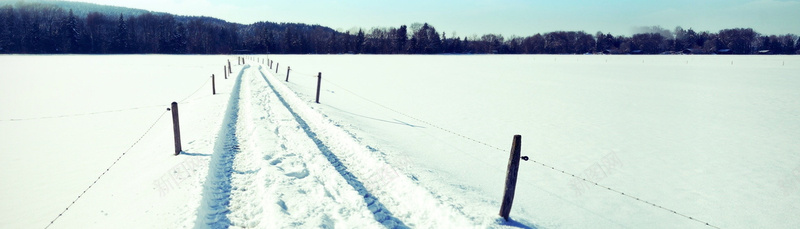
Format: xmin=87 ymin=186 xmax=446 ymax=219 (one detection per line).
xmin=1 ymin=55 xmax=798 ymax=228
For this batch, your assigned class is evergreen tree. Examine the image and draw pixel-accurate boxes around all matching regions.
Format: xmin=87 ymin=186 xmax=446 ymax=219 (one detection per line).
xmin=795 ymin=36 xmax=800 ymax=54
xmin=395 ymin=25 xmax=407 ymax=53
xmin=426 ymin=25 xmax=441 ymax=53
xmin=112 ymin=14 xmax=129 ymax=53
xmin=27 ymin=21 xmax=42 ymax=53
xmin=61 ymin=9 xmax=80 ymax=53
xmin=684 ymin=28 xmax=698 ymax=49
xmin=170 ymin=22 xmax=187 ymax=53
xmin=355 ymin=28 xmax=365 ymax=53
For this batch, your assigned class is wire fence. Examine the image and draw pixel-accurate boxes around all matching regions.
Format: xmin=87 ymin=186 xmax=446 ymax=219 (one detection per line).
xmin=41 ymin=60 xmax=228 ymax=229
xmin=179 ymin=74 xmax=213 ymax=104
xmin=0 ymin=105 xmax=165 ymax=122
xmin=2 ymin=73 xmax=214 ymax=123
xmin=44 ymin=109 xmax=169 ymax=229
xmin=264 ymin=57 xmax=721 ymax=229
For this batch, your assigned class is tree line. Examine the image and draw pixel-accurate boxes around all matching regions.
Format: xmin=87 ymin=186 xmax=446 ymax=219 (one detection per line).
xmin=1 ymin=3 xmax=798 ymax=55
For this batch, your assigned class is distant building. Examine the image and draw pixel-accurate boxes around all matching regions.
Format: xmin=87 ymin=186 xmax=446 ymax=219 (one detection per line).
xmin=683 ymin=49 xmax=710 ymax=54
xmin=758 ymin=50 xmax=772 ymax=55
xmin=716 ymin=49 xmax=732 ymax=54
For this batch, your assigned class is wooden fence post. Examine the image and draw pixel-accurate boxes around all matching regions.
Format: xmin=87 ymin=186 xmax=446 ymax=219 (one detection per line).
xmin=276 ymin=63 xmax=279 ymax=73
xmin=228 ymin=60 xmax=232 ymax=74
xmin=315 ymin=72 xmax=322 ymax=103
xmin=212 ymin=74 xmax=216 ymax=95
xmin=224 ymin=66 xmax=227 ymax=79
xmin=499 ymin=135 xmax=522 ymax=221
xmin=171 ymin=102 xmax=182 ymax=156
xmin=286 ymin=66 xmax=291 ymax=82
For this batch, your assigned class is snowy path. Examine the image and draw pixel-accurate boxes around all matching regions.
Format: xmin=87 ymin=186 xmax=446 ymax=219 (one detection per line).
xmin=194 ymin=64 xmax=472 ymax=228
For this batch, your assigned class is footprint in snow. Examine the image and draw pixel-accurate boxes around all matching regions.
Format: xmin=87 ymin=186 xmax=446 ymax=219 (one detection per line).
xmin=277 ymin=199 xmax=288 ymax=213
xmin=285 ymin=168 xmax=309 ymax=179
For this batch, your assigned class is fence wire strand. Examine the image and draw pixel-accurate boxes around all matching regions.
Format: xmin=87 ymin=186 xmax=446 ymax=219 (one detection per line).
xmin=323 ymin=77 xmax=505 ymax=152
xmin=45 ymin=109 xmax=169 ymax=229
xmin=273 ymin=60 xmax=721 ymax=229
xmin=179 ymin=74 xmax=213 ymax=104
xmin=522 ymin=158 xmax=721 ymax=228
xmin=0 ymin=105 xmax=165 ymax=122
xmin=3 ymin=72 xmax=214 ymax=122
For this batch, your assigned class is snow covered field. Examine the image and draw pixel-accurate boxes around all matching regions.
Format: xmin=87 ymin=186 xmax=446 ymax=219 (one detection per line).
xmin=1 ymin=54 xmax=799 ymax=228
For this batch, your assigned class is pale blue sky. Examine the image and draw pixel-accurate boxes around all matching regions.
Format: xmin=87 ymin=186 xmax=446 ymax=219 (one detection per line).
xmin=74 ymin=0 xmax=800 ymax=37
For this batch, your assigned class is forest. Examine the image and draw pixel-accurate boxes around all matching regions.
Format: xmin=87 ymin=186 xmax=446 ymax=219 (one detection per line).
xmin=1 ymin=1 xmax=798 ymax=55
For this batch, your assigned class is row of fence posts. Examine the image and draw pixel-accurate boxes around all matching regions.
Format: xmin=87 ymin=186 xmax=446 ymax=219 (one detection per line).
xmin=170 ymin=58 xmax=237 ymax=155
xmin=168 ymin=56 xmax=523 ymax=221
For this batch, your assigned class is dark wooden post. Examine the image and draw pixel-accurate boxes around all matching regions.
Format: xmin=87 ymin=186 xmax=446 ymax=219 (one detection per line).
xmin=212 ymin=74 xmax=216 ymax=95
xmin=228 ymin=60 xmax=232 ymax=74
xmin=315 ymin=72 xmax=322 ymax=104
xmin=276 ymin=63 xmax=279 ymax=73
xmin=285 ymin=66 xmax=291 ymax=82
xmin=224 ymin=66 xmax=227 ymax=79
xmin=270 ymin=60 xmax=273 ymax=69
xmin=499 ymin=135 xmax=522 ymax=221
xmin=171 ymin=102 xmax=182 ymax=155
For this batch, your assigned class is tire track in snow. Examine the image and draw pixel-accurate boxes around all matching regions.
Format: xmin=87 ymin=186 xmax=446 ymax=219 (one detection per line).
xmin=256 ymin=66 xmax=473 ymax=228
xmin=196 ymin=65 xmax=383 ymax=228
xmin=194 ymin=64 xmax=246 ymax=228
xmin=255 ymin=67 xmax=408 ymax=228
